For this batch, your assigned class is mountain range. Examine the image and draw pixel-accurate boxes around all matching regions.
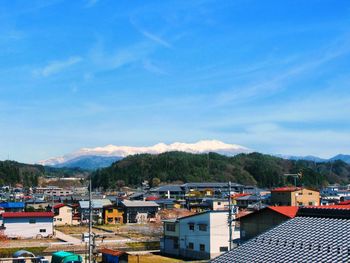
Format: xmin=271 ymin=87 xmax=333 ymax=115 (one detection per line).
xmin=37 ymin=140 xmax=350 ymax=170
xmin=37 ymin=140 xmax=250 ymax=169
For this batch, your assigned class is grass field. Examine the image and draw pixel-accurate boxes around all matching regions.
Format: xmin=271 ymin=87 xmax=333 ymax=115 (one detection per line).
xmin=128 ymin=254 xmax=183 ymax=263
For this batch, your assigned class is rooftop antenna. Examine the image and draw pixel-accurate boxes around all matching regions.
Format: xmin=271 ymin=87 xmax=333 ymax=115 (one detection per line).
xmin=283 ymin=173 xmax=302 ymax=188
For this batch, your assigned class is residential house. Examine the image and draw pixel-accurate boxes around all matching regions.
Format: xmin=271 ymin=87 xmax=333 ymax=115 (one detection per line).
xmin=212 ymin=207 xmax=350 ymax=262
xmin=239 ymin=206 xmax=298 ymax=242
xmin=235 ymin=194 xmax=269 ymax=209
xmin=0 ymin=212 xmax=54 ymax=238
xmin=121 ymin=200 xmax=159 ymax=223
xmin=53 ymin=204 xmax=78 ymax=226
xmin=150 ymin=185 xmax=185 ymax=199
xmin=103 ymin=205 xmax=124 ymax=224
xmin=154 ymin=199 xmax=178 ymax=210
xmin=0 ymin=202 xmax=25 ymax=212
xmin=205 ymin=199 xmax=229 ymax=211
xmin=79 ymin=199 xmax=112 ymax=224
xmin=271 ymin=187 xmax=320 ymax=206
xmin=161 ymin=210 xmax=239 ymax=260
xmin=35 ymin=187 xmax=73 ymax=197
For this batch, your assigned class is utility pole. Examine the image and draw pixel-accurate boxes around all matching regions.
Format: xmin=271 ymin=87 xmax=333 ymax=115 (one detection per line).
xmin=228 ymin=181 xmax=232 ymax=250
xmin=88 ymin=176 xmax=93 ymax=263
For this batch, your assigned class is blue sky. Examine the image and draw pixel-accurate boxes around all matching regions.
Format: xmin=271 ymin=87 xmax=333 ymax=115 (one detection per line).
xmin=1 ymin=0 xmax=350 ymax=163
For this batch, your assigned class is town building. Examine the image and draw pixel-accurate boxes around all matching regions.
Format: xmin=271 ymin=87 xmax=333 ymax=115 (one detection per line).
xmin=235 ymin=194 xmax=269 ymax=209
xmin=212 ymin=207 xmax=350 ymax=262
xmin=204 ymin=199 xmax=229 ymax=211
xmin=161 ymin=210 xmax=239 ymax=260
xmin=0 ymin=212 xmax=54 ymax=238
xmin=239 ymin=206 xmax=298 ymax=241
xmin=150 ymin=185 xmax=185 ymax=199
xmin=103 ymin=204 xmax=124 ymax=224
xmin=270 ymin=187 xmax=320 ymax=206
xmin=34 ymin=187 xmax=73 ymax=197
xmin=53 ymin=204 xmax=79 ymax=226
xmin=0 ymin=202 xmax=25 ymax=212
xmin=79 ymin=199 xmax=112 ymax=224
xmin=121 ymin=200 xmax=159 ymax=223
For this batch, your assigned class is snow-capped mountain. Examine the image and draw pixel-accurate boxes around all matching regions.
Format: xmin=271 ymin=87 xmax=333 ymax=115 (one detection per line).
xmin=38 ymin=140 xmax=250 ymax=167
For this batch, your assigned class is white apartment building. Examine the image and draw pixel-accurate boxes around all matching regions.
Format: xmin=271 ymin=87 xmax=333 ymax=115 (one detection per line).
xmin=161 ymin=210 xmax=238 ymax=260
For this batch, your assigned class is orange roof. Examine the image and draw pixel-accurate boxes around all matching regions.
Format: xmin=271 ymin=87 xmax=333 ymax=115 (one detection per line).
xmin=268 ymin=206 xmax=298 ymax=218
xmin=271 ymin=187 xmax=302 ymax=192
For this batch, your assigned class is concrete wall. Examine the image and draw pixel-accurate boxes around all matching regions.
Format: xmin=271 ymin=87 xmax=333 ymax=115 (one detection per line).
xmin=4 ymin=217 xmax=53 ymax=238
xmin=209 ymin=212 xmax=230 ymax=258
xmin=179 ymin=211 xmax=230 ymax=260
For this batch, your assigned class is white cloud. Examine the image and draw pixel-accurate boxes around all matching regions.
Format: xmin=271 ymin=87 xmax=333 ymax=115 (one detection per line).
xmin=140 ymin=30 xmax=172 ymax=48
xmin=34 ymin=56 xmax=82 ymax=77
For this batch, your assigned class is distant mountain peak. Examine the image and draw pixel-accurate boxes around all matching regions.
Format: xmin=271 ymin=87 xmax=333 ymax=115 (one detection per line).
xmin=38 ymin=140 xmax=251 ymax=167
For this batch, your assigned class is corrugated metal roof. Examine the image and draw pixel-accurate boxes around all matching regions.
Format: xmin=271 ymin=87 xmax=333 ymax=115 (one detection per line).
xmin=79 ymin=199 xmax=112 ymax=209
xmin=212 ymin=212 xmax=350 ymax=262
xmin=121 ymin=200 xmax=159 ymax=207
xmin=0 ymin=202 xmax=24 ymax=208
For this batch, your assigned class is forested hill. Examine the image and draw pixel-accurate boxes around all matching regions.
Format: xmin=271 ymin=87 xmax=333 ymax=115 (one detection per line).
xmin=92 ymin=152 xmax=350 ymax=189
xmin=0 ymin=160 xmax=88 ymax=186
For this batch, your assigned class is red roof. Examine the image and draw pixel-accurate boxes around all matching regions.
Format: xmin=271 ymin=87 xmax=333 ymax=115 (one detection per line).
xmin=2 ymin=212 xmax=54 ymax=218
xmin=268 ymin=206 xmax=299 ymax=218
xmin=231 ymin=193 xmax=249 ymax=199
xmin=99 ymin=248 xmax=127 ymax=256
xmin=145 ymin=196 xmax=159 ymax=201
xmin=53 ymin=203 xmax=66 ymax=209
xmin=271 ymin=187 xmax=302 ymax=192
xmin=338 ymin=200 xmax=350 ymax=205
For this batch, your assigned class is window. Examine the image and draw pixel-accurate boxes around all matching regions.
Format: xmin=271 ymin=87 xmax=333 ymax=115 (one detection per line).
xmin=189 ymin=223 xmax=194 ymax=231
xmin=40 ymin=229 xmax=46 ymax=233
xmin=108 ymin=218 xmax=113 ymax=223
xmin=309 ymin=202 xmax=314 ymax=206
xmin=217 ymin=202 xmax=221 ymax=205
xmin=108 ymin=209 xmax=113 ymax=213
xmin=200 ymin=244 xmax=205 ymax=251
xmin=166 ymin=224 xmax=176 ymax=232
xmin=308 ymin=192 xmax=313 ymax=195
xmin=29 ymin=219 xmax=36 ymax=224
xmin=220 ymin=246 xmax=228 ymax=252
xmin=188 ymin=242 xmax=194 ymax=250
xmin=199 ymin=224 xmax=207 ymax=231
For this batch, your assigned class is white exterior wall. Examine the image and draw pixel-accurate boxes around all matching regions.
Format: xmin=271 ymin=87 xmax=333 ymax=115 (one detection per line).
xmin=212 ymin=200 xmax=229 ymax=210
xmin=4 ymin=217 xmax=53 ymax=238
xmin=209 ymin=212 xmax=230 ymax=258
xmin=179 ymin=212 xmax=211 ymax=257
xmin=54 ymin=206 xmax=73 ymax=226
xmin=178 ymin=211 xmax=232 ymax=259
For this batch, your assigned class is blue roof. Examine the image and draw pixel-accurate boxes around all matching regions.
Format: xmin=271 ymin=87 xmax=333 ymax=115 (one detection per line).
xmin=0 ymin=202 xmax=24 ymax=208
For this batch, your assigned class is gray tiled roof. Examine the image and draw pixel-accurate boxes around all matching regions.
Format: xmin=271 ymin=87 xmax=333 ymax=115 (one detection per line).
xmin=212 ymin=216 xmax=350 ymax=262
